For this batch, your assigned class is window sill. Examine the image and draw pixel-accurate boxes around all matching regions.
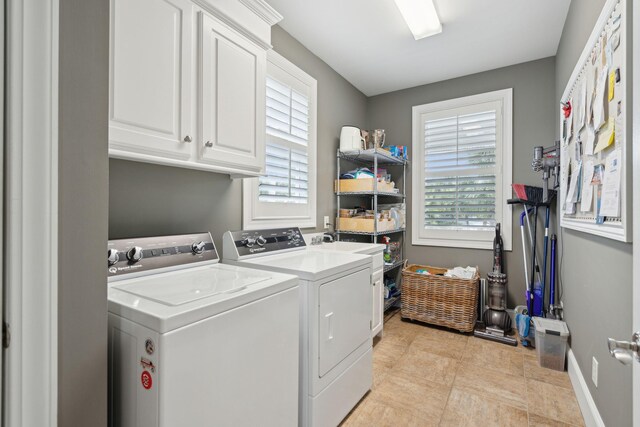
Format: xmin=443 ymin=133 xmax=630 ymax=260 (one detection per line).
xmin=411 ymin=236 xmax=512 ymax=251
xmin=243 ymin=217 xmax=316 ymax=230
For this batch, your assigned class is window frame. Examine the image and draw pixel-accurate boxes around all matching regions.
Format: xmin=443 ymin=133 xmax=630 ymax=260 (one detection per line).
xmin=243 ymin=50 xmax=318 ymax=230
xmin=411 ymin=89 xmax=513 ymax=250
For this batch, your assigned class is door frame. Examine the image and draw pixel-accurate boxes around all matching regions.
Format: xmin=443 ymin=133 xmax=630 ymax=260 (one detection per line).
xmin=0 ymin=0 xmax=5 ymax=420
xmin=633 ymin=0 xmax=639 ymax=424
xmin=4 ymin=0 xmax=59 ymax=425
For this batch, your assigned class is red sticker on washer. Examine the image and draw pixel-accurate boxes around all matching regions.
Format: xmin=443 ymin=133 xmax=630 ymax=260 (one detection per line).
xmin=141 ymin=370 xmax=153 ymax=390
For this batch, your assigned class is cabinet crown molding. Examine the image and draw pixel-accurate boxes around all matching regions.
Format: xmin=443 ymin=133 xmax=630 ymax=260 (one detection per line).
xmin=193 ymin=0 xmax=282 ymax=49
xmin=238 ymin=0 xmax=283 ymax=26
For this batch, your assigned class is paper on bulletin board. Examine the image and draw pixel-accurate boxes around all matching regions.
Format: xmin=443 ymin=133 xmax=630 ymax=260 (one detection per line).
xmin=615 ymin=116 xmax=624 ymax=148
xmin=566 ymin=98 xmax=573 ymax=142
xmin=594 ymin=117 xmax=615 ymax=153
xmin=608 ymin=71 xmax=615 ymax=101
xmin=593 ymin=66 xmax=609 ymax=130
xmin=573 ymin=91 xmax=582 ymax=134
xmin=580 ymin=159 xmax=595 ymax=212
xmin=577 ymin=80 xmax=587 ymax=131
xmin=561 ymin=142 xmax=570 ymax=193
xmin=599 ymin=150 xmax=621 ymax=217
xmin=584 ymin=124 xmax=596 ymax=156
xmin=567 ymin=160 xmax=582 ymax=204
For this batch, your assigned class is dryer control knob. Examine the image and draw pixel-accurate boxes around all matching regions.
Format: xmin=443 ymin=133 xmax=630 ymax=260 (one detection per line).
xmin=256 ymin=236 xmax=266 ymax=246
xmin=191 ymin=241 xmax=206 ymax=254
xmin=127 ymin=246 xmax=144 ymax=262
xmin=108 ymin=249 xmax=119 ymax=266
xmin=245 ymin=238 xmax=256 ymax=248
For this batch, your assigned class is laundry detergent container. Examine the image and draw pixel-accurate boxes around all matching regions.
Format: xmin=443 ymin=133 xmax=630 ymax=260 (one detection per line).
xmin=533 ymin=317 xmax=570 ymax=371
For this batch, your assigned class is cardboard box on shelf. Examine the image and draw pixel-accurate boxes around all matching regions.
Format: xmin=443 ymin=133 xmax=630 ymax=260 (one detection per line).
xmin=336 ymin=217 xmax=396 ymax=233
xmin=334 ymin=179 xmax=396 ymax=193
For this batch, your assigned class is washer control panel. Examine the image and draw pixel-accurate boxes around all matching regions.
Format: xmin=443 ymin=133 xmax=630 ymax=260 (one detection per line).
xmin=107 ymin=232 xmax=217 ymax=278
xmin=225 ymin=228 xmax=305 ymax=258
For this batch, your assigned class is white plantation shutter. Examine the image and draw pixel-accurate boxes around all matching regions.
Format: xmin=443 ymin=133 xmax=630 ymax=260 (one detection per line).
xmin=424 ymin=111 xmax=497 ymax=229
xmin=243 ymin=50 xmax=317 ymax=230
xmin=259 ymin=143 xmax=309 ymax=204
xmin=266 ymin=77 xmax=309 ymax=145
xmin=260 ymin=76 xmax=310 ymax=204
xmin=411 ymin=89 xmax=513 ymax=250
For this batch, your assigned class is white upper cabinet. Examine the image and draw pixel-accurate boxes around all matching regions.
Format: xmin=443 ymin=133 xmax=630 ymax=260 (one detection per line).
xmin=109 ymin=0 xmax=193 ymax=160
xmin=109 ymin=0 xmax=281 ymax=177
xmin=197 ymin=12 xmax=266 ymax=174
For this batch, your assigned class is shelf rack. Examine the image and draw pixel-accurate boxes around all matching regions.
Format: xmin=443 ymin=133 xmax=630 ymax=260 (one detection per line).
xmin=383 ymin=259 xmax=405 ymax=273
xmin=336 ymin=191 xmax=405 ymax=199
xmin=336 ymin=148 xmax=408 ymax=312
xmin=335 ymin=228 xmax=405 ymax=236
xmin=384 ymin=295 xmax=402 ymax=311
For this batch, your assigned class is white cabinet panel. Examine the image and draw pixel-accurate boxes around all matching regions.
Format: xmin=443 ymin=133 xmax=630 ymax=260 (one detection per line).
xmin=109 ymin=0 xmax=192 ymax=159
xmin=198 ymin=12 xmax=265 ymax=173
xmin=372 ymin=269 xmax=383 ymax=337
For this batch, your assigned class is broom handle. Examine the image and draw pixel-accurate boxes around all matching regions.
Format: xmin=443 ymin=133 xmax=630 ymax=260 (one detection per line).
xmin=523 ymin=207 xmax=542 ymax=282
xmin=529 ymin=206 xmax=539 ymax=314
xmin=520 ymin=208 xmax=531 ymax=287
xmin=541 ymin=207 xmax=551 ymax=314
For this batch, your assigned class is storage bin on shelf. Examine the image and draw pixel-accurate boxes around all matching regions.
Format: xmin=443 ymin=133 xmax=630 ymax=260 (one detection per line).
xmin=401 ymin=264 xmax=479 ymax=333
xmin=533 ymin=317 xmax=570 ymax=371
xmin=335 ymin=217 xmax=396 ymax=233
xmin=334 ymin=178 xmax=396 ymax=193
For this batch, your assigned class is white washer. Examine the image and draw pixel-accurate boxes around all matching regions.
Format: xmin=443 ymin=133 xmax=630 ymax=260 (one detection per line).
xmin=304 ymin=238 xmax=385 ymax=337
xmin=107 ymin=232 xmax=300 ymax=427
xmin=222 ymin=228 xmax=373 ymax=427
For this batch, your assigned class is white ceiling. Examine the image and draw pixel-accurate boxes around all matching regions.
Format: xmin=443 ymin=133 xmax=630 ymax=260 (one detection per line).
xmin=268 ymin=0 xmax=571 ymax=96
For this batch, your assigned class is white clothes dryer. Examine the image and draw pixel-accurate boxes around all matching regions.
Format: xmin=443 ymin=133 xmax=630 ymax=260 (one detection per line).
xmin=222 ymin=228 xmax=372 ymax=427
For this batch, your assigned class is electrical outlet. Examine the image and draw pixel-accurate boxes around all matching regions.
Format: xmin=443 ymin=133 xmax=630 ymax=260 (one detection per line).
xmin=592 ymin=357 xmax=599 ymax=387
xmin=323 ymin=216 xmax=330 ymax=229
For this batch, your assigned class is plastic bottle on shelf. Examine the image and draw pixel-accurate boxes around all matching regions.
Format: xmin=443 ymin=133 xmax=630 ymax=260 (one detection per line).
xmin=382 ymin=236 xmax=392 ymax=264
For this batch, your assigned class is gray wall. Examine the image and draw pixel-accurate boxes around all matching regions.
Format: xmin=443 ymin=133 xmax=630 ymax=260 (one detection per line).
xmin=367 ymin=57 xmax=557 ymax=308
xmin=555 ymin=0 xmax=633 ymax=425
xmin=58 ymin=0 xmax=109 ymax=425
xmin=109 ymin=25 xmax=368 ymax=250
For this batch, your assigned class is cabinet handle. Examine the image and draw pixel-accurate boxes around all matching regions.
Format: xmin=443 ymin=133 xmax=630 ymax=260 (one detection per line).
xmin=205 ymin=141 xmax=213 ymax=148
xmin=183 ymin=135 xmax=192 ymax=143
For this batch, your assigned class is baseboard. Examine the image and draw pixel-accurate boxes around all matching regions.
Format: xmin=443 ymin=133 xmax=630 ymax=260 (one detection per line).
xmin=567 ymin=348 xmax=605 ymax=427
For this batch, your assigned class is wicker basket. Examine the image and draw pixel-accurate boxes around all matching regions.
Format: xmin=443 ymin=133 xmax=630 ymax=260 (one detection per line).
xmin=401 ymin=264 xmax=479 ymax=333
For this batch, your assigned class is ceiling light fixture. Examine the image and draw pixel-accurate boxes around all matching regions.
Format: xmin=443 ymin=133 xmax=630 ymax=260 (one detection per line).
xmin=393 ymin=0 xmax=442 ymax=40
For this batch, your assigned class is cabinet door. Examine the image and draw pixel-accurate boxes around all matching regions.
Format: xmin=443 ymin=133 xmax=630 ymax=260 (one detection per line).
xmin=372 ymin=269 xmax=384 ymax=337
xmin=109 ymin=0 xmax=192 ymax=160
xmin=198 ymin=12 xmax=266 ymax=174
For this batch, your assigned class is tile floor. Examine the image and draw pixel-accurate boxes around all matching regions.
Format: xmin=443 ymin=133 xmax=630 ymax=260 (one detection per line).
xmin=341 ymin=310 xmax=585 ymax=427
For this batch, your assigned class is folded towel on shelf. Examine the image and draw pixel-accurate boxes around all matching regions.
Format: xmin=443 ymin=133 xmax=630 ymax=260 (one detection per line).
xmin=340 ymin=168 xmax=375 ymax=180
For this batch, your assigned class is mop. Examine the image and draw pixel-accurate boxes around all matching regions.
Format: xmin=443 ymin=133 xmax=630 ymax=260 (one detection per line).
xmin=540 ymin=207 xmax=551 ymax=315
xmin=516 ymin=208 xmax=534 ymax=346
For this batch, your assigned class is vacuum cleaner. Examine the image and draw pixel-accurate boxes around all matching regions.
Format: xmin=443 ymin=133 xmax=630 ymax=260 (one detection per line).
xmin=474 ymin=223 xmax=517 ymax=346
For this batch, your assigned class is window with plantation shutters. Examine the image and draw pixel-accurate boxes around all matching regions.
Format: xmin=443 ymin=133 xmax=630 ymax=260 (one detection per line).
xmin=424 ymin=111 xmax=497 ymax=229
xmin=260 ymin=77 xmax=310 ymax=204
xmin=412 ymin=89 xmax=513 ymax=250
xmin=243 ymin=51 xmax=317 ymax=229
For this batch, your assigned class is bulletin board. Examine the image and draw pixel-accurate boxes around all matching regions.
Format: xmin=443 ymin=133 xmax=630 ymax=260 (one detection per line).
xmin=559 ymin=0 xmax=631 ymax=242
